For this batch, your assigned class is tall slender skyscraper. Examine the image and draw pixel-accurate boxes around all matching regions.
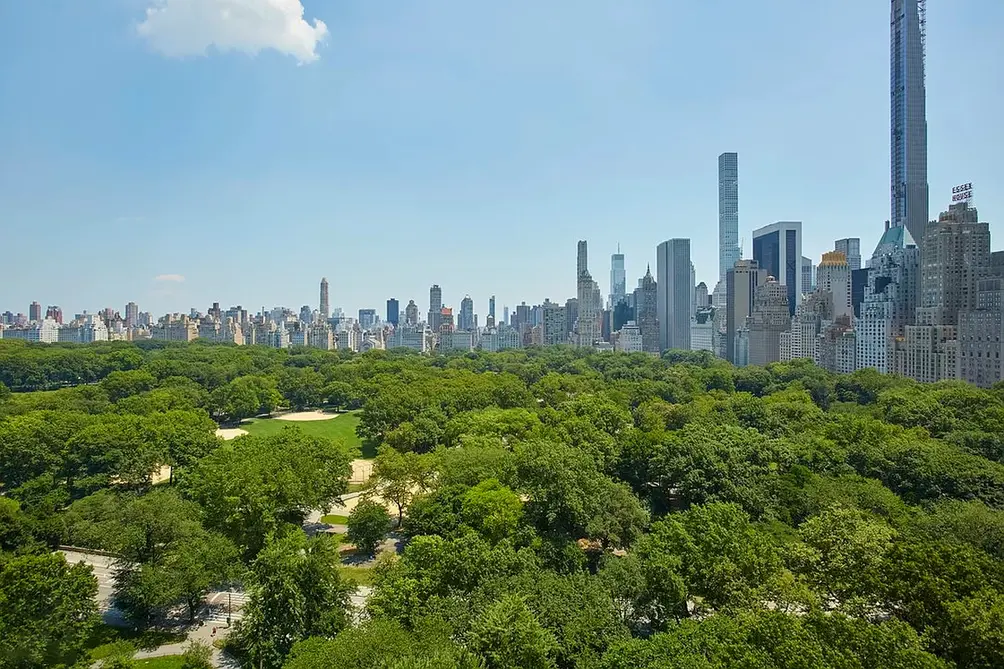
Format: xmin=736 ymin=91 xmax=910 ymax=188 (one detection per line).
xmin=610 ymin=248 xmax=626 ymax=307
xmin=459 ymin=296 xmax=475 ymax=331
xmin=890 ymin=0 xmax=929 ymax=244
xmin=577 ymin=240 xmax=588 ymax=279
xmin=428 ymin=284 xmax=443 ymax=331
xmin=656 ymin=239 xmax=692 ymax=352
xmin=718 ymin=152 xmax=741 ymax=284
xmin=319 ymin=278 xmax=330 ymax=320
xmin=386 ymin=298 xmax=400 ymax=327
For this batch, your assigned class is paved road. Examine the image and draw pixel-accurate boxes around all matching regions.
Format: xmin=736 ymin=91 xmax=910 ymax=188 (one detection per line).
xmin=61 ymin=550 xmax=117 ymax=610
xmin=59 ymin=550 xmax=250 ymax=625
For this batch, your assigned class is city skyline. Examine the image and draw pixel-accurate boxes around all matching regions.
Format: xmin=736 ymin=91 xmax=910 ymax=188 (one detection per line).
xmin=1 ymin=1 xmax=1000 ymax=317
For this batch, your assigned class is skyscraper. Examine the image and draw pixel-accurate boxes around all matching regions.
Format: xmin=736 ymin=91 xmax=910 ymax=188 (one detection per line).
xmin=816 ymin=251 xmax=853 ymax=320
xmin=752 ymin=221 xmax=802 ymax=315
xmin=428 ymin=284 xmax=443 ymax=331
xmin=358 ymin=309 xmax=377 ymax=330
xmin=610 ymin=249 xmax=626 ymax=308
xmin=694 ymin=282 xmax=709 ymax=311
xmin=319 ymin=277 xmax=330 ymax=320
xmin=746 ymin=278 xmax=791 ymax=367
xmin=634 ymin=266 xmax=659 ymax=354
xmin=574 ymin=241 xmax=602 ymax=347
xmin=890 ymin=0 xmax=929 ymax=244
xmin=726 ymin=259 xmax=768 ymax=363
xmin=718 ymin=152 xmax=741 ymax=284
xmin=488 ymin=296 xmax=496 ymax=321
xmin=801 ymin=256 xmax=814 ymax=293
xmin=404 ymin=300 xmax=419 ymax=326
xmin=857 ymin=238 xmax=919 ymax=374
xmin=125 ymin=301 xmax=139 ymax=328
xmin=386 ymin=298 xmax=400 ymax=327
xmin=459 ymin=296 xmax=474 ymax=331
xmin=29 ymin=301 xmax=41 ymax=322
xmin=656 ymin=239 xmax=691 ymax=352
xmin=835 ymin=238 xmax=862 ymax=271
xmin=541 ymin=299 xmax=567 ymax=346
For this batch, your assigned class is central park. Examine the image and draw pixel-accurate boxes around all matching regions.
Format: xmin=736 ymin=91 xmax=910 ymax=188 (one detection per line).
xmin=3 ymin=340 xmax=1004 ymax=669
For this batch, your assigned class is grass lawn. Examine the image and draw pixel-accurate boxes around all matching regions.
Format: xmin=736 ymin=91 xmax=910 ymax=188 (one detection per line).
xmin=135 ymin=656 xmax=185 ymax=668
xmin=340 ymin=565 xmax=376 ymax=586
xmin=242 ymin=411 xmax=364 ymax=454
xmin=87 ymin=625 xmax=187 ymax=660
xmin=320 ymin=514 xmax=350 ymax=525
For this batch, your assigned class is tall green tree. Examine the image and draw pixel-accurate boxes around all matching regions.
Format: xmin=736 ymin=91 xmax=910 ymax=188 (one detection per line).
xmin=0 ymin=553 xmax=99 ymax=669
xmin=235 ymin=532 xmax=353 ymax=669
xmin=183 ymin=427 xmax=352 ymax=556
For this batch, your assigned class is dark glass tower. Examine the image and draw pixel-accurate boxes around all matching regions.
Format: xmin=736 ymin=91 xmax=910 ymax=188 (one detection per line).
xmin=890 ymin=0 xmax=929 ymax=244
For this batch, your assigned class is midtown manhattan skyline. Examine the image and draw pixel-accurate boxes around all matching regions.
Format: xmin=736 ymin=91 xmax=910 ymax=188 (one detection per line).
xmin=0 ymin=0 xmax=1001 ymax=317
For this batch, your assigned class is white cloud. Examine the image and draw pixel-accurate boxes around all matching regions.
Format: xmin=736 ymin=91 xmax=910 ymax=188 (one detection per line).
xmin=137 ymin=0 xmax=328 ymax=64
xmin=154 ymin=274 xmax=186 ymax=283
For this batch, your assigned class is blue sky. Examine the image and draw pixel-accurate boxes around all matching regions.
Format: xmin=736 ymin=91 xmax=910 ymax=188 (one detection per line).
xmin=1 ymin=0 xmax=1001 ymax=320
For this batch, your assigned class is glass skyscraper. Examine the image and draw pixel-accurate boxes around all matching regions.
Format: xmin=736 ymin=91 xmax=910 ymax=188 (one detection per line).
xmin=718 ymin=152 xmax=741 ymax=285
xmin=656 ymin=238 xmax=692 ymax=352
xmin=609 ymin=250 xmax=626 ymax=307
xmin=890 ymin=0 xmax=928 ymax=245
xmin=752 ymin=221 xmax=802 ymax=316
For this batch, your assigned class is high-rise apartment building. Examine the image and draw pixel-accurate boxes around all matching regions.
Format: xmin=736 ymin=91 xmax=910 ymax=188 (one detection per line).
xmin=320 ymin=277 xmax=330 ymax=319
xmin=439 ymin=307 xmax=454 ymax=334
xmin=917 ymin=202 xmax=988 ymax=326
xmin=694 ymin=282 xmax=709 ymax=312
xmin=895 ymin=202 xmax=988 ymax=383
xmin=574 ymin=241 xmax=602 ymax=347
xmin=125 ymin=302 xmax=139 ymax=328
xmin=634 ymin=266 xmax=660 ymax=354
xmin=386 ymin=298 xmax=400 ymax=327
xmin=857 ymin=232 xmax=919 ymax=373
xmin=890 ymin=0 xmax=929 ymax=245
xmin=458 ymin=296 xmax=475 ymax=331
xmin=610 ymin=250 xmax=626 ymax=308
xmin=29 ymin=301 xmax=41 ymax=322
xmin=725 ymin=259 xmax=768 ymax=364
xmin=576 ymin=273 xmax=601 ymax=347
xmin=656 ymin=239 xmax=691 ymax=352
xmin=746 ymin=278 xmax=791 ymax=366
xmin=752 ymin=221 xmax=802 ymax=315
xmin=718 ymin=152 xmax=741 ymax=285
xmin=577 ymin=240 xmax=588 ymax=279
xmin=404 ymin=300 xmax=419 ymax=326
xmin=428 ymin=285 xmax=443 ymax=332
xmin=816 ymin=251 xmax=853 ymax=320
xmin=358 ymin=309 xmax=377 ymax=331
xmin=541 ymin=299 xmax=567 ymax=346
xmin=489 ymin=296 xmax=496 ymax=321
xmin=781 ymin=290 xmax=832 ymax=363
xmin=690 ymin=309 xmax=715 ymax=353
xmin=957 ymin=277 xmax=1004 ymax=387
xmin=514 ymin=302 xmax=531 ymax=331
xmin=835 ymin=238 xmax=862 ymax=271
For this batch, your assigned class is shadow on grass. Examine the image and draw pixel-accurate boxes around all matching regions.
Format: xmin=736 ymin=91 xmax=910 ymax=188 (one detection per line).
xmin=86 ymin=623 xmax=187 ymax=659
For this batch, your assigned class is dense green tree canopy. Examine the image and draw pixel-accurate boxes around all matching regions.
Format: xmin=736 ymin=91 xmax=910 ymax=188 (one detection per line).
xmin=2 ymin=341 xmax=1004 ymax=668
